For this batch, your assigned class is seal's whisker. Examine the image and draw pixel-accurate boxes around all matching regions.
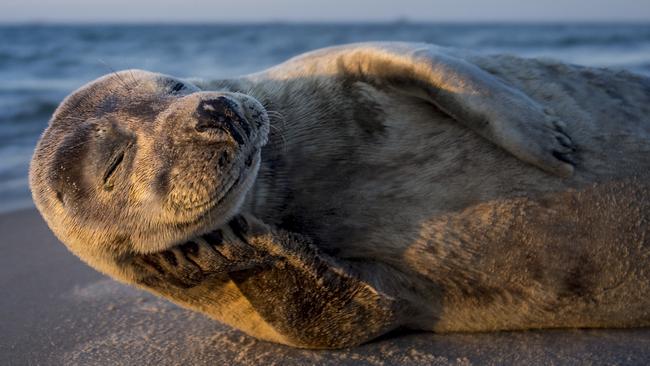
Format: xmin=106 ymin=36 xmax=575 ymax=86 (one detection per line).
xmin=266 ymin=110 xmax=288 ymax=129
xmin=58 ymin=137 xmax=92 ymax=151
xmin=127 ymin=70 xmax=140 ymax=89
xmin=264 ymin=109 xmax=288 ymax=152
xmin=242 ymin=86 xmax=254 ymax=95
xmin=268 ymin=123 xmax=287 ymax=150
xmin=98 ymin=59 xmax=131 ymax=91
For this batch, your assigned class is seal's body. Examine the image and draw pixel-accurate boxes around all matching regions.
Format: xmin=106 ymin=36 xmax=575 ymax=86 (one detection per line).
xmin=30 ymin=43 xmax=650 ymax=348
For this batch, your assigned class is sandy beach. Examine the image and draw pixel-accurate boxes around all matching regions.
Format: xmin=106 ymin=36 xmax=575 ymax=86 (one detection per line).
xmin=0 ymin=208 xmax=648 ymax=365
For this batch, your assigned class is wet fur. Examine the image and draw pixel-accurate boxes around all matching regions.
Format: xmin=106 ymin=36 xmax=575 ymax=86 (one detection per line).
xmin=30 ymin=43 xmax=650 ymax=348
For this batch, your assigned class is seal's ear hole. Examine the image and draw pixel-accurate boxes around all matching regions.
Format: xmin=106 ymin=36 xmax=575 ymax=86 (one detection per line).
xmin=103 ymin=150 xmax=125 ymax=191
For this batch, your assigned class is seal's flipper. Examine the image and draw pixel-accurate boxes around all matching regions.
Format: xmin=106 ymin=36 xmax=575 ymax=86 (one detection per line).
xmin=129 ymin=214 xmax=400 ymax=349
xmin=404 ymin=48 xmax=578 ymax=177
xmin=252 ymin=42 xmax=577 ymax=177
xmin=227 ymin=214 xmax=399 ymax=349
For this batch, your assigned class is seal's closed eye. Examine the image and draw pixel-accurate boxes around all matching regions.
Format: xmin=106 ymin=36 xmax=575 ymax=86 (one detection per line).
xmin=103 ymin=150 xmax=125 ymax=191
xmin=171 ymin=82 xmax=185 ymax=93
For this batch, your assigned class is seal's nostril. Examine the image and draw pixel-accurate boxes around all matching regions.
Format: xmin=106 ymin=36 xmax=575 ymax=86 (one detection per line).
xmin=218 ymin=151 xmax=229 ymax=168
xmin=195 ymin=98 xmax=234 ymax=130
xmin=195 ymin=97 xmax=246 ymax=145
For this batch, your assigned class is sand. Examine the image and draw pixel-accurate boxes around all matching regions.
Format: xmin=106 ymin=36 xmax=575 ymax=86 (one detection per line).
xmin=1 ymin=208 xmax=650 ymax=365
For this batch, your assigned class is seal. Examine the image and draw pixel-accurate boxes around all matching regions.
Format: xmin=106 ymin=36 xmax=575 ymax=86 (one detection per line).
xmin=30 ymin=42 xmax=650 ymax=348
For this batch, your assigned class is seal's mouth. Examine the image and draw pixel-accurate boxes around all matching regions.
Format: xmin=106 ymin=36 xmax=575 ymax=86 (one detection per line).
xmin=217 ymin=168 xmax=244 ymax=205
xmin=215 ymin=147 xmax=259 ymax=205
xmin=182 ymin=147 xmax=259 ymax=213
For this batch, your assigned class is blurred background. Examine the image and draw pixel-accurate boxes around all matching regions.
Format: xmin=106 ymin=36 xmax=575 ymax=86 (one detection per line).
xmin=1 ymin=0 xmax=650 ymax=213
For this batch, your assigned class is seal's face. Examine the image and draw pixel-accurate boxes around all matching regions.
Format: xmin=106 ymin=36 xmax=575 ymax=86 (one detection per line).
xmin=30 ymin=70 xmax=269 ymax=257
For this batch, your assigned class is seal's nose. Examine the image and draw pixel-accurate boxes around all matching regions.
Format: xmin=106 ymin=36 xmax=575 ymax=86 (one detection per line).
xmin=195 ymin=97 xmax=246 ymax=145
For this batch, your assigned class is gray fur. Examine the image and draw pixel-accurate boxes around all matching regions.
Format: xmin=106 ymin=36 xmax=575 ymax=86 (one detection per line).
xmin=30 ymin=42 xmax=650 ymax=348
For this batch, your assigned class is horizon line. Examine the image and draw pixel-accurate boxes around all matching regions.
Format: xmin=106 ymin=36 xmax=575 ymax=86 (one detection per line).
xmin=1 ymin=19 xmax=650 ymax=26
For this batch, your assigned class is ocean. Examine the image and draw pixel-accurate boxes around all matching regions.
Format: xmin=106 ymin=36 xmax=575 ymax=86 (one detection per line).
xmin=1 ymin=23 xmax=650 ymax=213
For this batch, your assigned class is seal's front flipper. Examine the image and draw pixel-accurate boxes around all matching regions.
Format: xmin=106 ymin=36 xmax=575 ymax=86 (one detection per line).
xmin=130 ymin=214 xmax=400 ymax=348
xmin=225 ymin=214 xmax=400 ymax=348
xmin=131 ymin=223 xmax=273 ymax=289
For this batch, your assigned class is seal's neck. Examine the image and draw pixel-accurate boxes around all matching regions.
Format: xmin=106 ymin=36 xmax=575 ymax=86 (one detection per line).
xmin=241 ymin=109 xmax=291 ymax=222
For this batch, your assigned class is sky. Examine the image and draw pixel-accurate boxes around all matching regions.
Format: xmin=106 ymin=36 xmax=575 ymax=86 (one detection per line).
xmin=1 ymin=0 xmax=649 ymax=23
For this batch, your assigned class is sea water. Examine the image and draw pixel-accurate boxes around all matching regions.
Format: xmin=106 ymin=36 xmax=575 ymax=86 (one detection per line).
xmin=1 ymin=23 xmax=650 ymax=213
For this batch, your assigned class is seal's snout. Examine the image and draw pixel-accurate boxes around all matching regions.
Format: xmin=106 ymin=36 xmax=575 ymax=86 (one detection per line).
xmin=195 ymin=97 xmax=248 ymax=145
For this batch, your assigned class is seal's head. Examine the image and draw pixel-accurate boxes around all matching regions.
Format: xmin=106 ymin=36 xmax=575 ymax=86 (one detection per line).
xmin=30 ymin=70 xmax=269 ymax=267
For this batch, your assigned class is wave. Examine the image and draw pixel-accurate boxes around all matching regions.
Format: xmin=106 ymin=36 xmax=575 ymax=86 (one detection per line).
xmin=0 ymin=98 xmax=59 ymax=121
